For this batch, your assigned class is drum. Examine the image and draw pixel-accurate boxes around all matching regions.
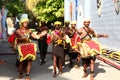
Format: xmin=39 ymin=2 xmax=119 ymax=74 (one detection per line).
xmin=71 ymin=33 xmax=81 ymax=47
xmin=78 ymin=40 xmax=101 ymax=58
xmin=17 ymin=43 xmax=37 ymax=62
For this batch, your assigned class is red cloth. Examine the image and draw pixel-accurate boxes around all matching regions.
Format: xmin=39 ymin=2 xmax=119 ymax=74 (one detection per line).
xmin=71 ymin=33 xmax=81 ymax=47
xmin=85 ymin=41 xmax=100 ymax=52
xmin=47 ymin=35 xmax=51 ymax=44
xmin=8 ymin=33 xmax=15 ymax=43
xmin=19 ymin=43 xmax=36 ymax=58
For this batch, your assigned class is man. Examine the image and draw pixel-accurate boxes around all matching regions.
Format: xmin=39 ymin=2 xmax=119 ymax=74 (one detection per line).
xmin=69 ymin=21 xmax=81 ymax=68
xmin=51 ymin=21 xmax=66 ymax=77
xmin=14 ymin=18 xmax=35 ymax=80
xmin=13 ymin=17 xmax=46 ymax=80
xmin=76 ymin=18 xmax=108 ymax=80
xmin=37 ymin=20 xmax=49 ymax=65
xmin=62 ymin=21 xmax=72 ymax=66
xmin=0 ymin=9 xmax=2 ymax=38
xmin=1 ymin=4 xmax=8 ymax=40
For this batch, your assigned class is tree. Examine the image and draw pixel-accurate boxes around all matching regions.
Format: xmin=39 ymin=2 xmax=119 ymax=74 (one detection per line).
xmin=0 ymin=0 xmax=26 ymax=17
xmin=34 ymin=0 xmax=64 ymax=23
xmin=0 ymin=0 xmax=64 ymax=25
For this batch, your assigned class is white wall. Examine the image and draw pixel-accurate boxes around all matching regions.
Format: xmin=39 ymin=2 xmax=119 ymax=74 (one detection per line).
xmin=89 ymin=0 xmax=120 ymax=50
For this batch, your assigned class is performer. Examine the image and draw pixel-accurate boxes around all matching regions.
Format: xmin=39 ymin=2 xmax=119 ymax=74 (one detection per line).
xmin=62 ymin=21 xmax=72 ymax=66
xmin=51 ymin=21 xmax=66 ymax=77
xmin=37 ymin=20 xmax=49 ymax=65
xmin=11 ymin=18 xmax=46 ymax=80
xmin=69 ymin=21 xmax=81 ymax=68
xmin=51 ymin=21 xmax=62 ymax=59
xmin=74 ymin=18 xmax=108 ymax=80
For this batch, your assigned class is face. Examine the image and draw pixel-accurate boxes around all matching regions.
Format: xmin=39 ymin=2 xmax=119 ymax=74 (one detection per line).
xmin=55 ymin=24 xmax=60 ymax=30
xmin=41 ymin=21 xmax=46 ymax=26
xmin=71 ymin=24 xmax=76 ymax=29
xmin=22 ymin=21 xmax=29 ymax=28
xmin=84 ymin=20 xmax=90 ymax=27
xmin=65 ymin=22 xmax=69 ymax=27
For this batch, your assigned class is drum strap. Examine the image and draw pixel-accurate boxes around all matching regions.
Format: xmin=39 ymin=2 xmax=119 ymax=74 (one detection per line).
xmin=81 ymin=27 xmax=92 ymax=40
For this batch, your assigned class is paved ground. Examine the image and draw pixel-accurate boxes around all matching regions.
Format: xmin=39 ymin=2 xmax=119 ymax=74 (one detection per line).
xmin=0 ymin=54 xmax=120 ymax=80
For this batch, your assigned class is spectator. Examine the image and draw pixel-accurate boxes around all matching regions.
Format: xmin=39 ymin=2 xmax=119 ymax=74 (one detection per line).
xmin=1 ymin=4 xmax=8 ymax=40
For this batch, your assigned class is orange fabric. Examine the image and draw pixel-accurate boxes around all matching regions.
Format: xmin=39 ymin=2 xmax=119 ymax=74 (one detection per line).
xmin=85 ymin=40 xmax=100 ymax=52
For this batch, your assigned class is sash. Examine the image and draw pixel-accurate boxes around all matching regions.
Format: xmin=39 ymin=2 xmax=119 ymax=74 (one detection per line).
xmin=81 ymin=27 xmax=92 ymax=41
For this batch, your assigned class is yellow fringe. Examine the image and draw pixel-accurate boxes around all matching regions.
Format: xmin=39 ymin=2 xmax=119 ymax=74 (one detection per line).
xmin=18 ymin=43 xmax=37 ymax=62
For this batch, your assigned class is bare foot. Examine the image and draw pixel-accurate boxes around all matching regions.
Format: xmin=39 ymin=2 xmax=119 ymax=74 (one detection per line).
xmin=82 ymin=73 xmax=88 ymax=78
xmin=90 ymin=78 xmax=95 ymax=80
xmin=25 ymin=76 xmax=30 ymax=80
xmin=74 ymin=65 xmax=79 ymax=69
xmin=18 ymin=74 xmax=23 ymax=79
xmin=90 ymin=74 xmax=95 ymax=80
xmin=58 ymin=71 xmax=62 ymax=75
xmin=53 ymin=73 xmax=57 ymax=78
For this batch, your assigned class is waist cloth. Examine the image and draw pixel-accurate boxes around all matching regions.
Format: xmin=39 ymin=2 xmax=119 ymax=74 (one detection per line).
xmin=52 ymin=45 xmax=65 ymax=63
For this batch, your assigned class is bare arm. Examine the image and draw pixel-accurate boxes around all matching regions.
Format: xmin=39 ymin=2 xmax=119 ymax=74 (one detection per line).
xmin=93 ymin=31 xmax=108 ymax=38
xmin=90 ymin=28 xmax=108 ymax=38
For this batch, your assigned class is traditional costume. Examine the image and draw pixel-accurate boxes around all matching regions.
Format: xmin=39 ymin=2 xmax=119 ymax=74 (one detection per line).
xmin=75 ymin=27 xmax=102 ymax=66
xmin=8 ymin=17 xmax=38 ymax=80
xmin=68 ymin=21 xmax=81 ymax=67
xmin=51 ymin=21 xmax=66 ymax=77
xmin=14 ymin=18 xmax=37 ymax=62
xmin=52 ymin=21 xmax=65 ymax=60
xmin=37 ymin=20 xmax=49 ymax=65
xmin=52 ymin=37 xmax=66 ymax=65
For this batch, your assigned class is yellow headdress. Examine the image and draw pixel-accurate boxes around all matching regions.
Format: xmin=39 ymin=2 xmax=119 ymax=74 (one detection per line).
xmin=54 ymin=21 xmax=61 ymax=26
xmin=19 ymin=18 xmax=29 ymax=26
xmin=83 ymin=17 xmax=91 ymax=22
xmin=64 ymin=20 xmax=70 ymax=23
xmin=71 ymin=21 xmax=76 ymax=25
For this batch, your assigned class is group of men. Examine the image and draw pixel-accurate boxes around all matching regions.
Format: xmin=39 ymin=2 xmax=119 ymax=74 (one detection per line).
xmin=7 ymin=16 xmax=108 ymax=80
xmin=37 ymin=19 xmax=108 ymax=80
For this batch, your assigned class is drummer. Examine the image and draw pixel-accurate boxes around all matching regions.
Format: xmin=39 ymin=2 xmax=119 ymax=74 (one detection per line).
xmin=13 ymin=17 xmax=46 ymax=80
xmin=75 ymin=18 xmax=108 ymax=80
xmin=51 ymin=21 xmax=66 ymax=77
xmin=37 ymin=20 xmax=49 ymax=65
xmin=70 ymin=21 xmax=81 ymax=68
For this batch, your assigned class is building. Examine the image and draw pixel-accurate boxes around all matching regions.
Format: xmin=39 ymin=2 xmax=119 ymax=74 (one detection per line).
xmin=64 ymin=0 xmax=120 ymax=50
